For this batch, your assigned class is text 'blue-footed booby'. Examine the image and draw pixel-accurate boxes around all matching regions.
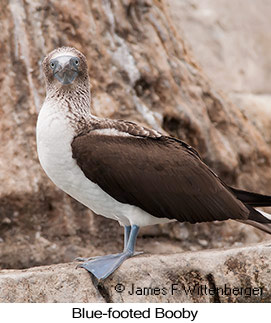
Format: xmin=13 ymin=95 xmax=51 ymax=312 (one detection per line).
xmin=37 ymin=47 xmax=271 ymax=280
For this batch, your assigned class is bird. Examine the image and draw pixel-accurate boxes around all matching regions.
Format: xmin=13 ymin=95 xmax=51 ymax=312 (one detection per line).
xmin=36 ymin=46 xmax=271 ymax=280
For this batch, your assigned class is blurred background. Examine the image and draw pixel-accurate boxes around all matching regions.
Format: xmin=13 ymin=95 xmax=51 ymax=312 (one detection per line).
xmin=1 ymin=0 xmax=271 ymax=270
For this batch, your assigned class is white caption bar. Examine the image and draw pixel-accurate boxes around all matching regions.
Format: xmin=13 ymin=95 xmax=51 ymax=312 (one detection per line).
xmin=1 ymin=303 xmax=269 ymax=323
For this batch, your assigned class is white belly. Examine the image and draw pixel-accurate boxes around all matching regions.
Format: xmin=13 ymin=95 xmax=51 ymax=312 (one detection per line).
xmin=36 ymin=103 xmax=172 ymax=227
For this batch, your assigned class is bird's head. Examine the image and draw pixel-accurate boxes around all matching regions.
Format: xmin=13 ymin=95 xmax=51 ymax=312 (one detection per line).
xmin=42 ymin=47 xmax=89 ymax=92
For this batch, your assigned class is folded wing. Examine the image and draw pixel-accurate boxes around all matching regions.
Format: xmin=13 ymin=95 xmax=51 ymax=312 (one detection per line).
xmin=72 ymin=133 xmax=249 ymax=223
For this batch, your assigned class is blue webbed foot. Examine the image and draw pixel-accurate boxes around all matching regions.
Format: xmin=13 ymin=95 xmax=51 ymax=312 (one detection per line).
xmin=74 ymin=253 xmax=119 ymax=262
xmin=77 ymin=225 xmax=140 ymax=280
xmin=77 ymin=250 xmax=134 ymax=280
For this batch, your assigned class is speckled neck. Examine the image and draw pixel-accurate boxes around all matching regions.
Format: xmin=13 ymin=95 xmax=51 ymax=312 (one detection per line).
xmin=45 ymin=82 xmax=96 ymax=135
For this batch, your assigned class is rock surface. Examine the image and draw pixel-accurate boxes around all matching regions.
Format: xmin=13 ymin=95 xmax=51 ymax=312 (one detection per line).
xmin=0 ymin=0 xmax=271 ymax=274
xmin=166 ymin=0 xmax=271 ymax=94
xmin=1 ymin=243 xmax=270 ymax=303
xmin=229 ymin=93 xmax=271 ymax=144
xmin=166 ymin=0 xmax=271 ymax=150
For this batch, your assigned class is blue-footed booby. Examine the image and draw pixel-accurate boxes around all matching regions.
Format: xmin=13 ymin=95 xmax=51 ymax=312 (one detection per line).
xmin=37 ymin=47 xmax=271 ymax=280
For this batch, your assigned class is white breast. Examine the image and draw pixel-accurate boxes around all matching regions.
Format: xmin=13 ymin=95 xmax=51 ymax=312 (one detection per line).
xmin=36 ymin=100 xmax=172 ymax=227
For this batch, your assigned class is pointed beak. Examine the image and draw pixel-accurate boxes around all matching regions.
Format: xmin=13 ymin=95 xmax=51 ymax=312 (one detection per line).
xmin=50 ymin=55 xmax=79 ymax=85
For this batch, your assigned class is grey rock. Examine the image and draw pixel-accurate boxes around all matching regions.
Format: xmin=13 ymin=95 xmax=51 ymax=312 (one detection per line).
xmin=166 ymin=0 xmax=271 ymax=94
xmin=0 ymin=243 xmax=270 ymax=303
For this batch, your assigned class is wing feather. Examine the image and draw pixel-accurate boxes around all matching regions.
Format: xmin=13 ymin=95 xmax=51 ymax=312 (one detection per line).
xmin=72 ymin=133 xmax=249 ymax=223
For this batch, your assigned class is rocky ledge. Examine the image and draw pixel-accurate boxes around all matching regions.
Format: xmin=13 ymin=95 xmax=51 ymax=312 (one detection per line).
xmin=0 ymin=242 xmax=270 ymax=303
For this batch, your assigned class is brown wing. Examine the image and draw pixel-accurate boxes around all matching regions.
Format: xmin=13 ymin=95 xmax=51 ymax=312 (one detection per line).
xmin=72 ymin=134 xmax=249 ymax=223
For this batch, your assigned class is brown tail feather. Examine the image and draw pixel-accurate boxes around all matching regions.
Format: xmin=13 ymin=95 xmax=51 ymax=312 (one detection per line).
xmin=247 ymin=205 xmax=271 ymax=223
xmin=237 ymin=219 xmax=271 ymax=235
xmin=229 ymin=187 xmax=271 ymax=234
xmin=230 ymin=186 xmax=271 ymax=207
xmin=236 ymin=206 xmax=271 ymax=234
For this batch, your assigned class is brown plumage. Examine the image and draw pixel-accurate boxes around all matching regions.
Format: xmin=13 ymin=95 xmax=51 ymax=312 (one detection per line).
xmin=72 ymin=133 xmax=251 ymax=224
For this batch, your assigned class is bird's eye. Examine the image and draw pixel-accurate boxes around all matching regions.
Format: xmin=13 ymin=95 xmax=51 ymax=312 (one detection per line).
xmin=74 ymin=58 xmax=79 ymax=66
xmin=50 ymin=62 xmax=55 ymax=69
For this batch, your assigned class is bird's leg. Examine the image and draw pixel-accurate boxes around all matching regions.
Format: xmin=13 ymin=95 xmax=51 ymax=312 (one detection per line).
xmin=125 ymin=224 xmax=139 ymax=254
xmin=125 ymin=224 xmax=143 ymax=257
xmin=75 ymin=225 xmax=132 ymax=262
xmin=78 ymin=225 xmax=140 ymax=280
xmin=124 ymin=225 xmax=131 ymax=250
